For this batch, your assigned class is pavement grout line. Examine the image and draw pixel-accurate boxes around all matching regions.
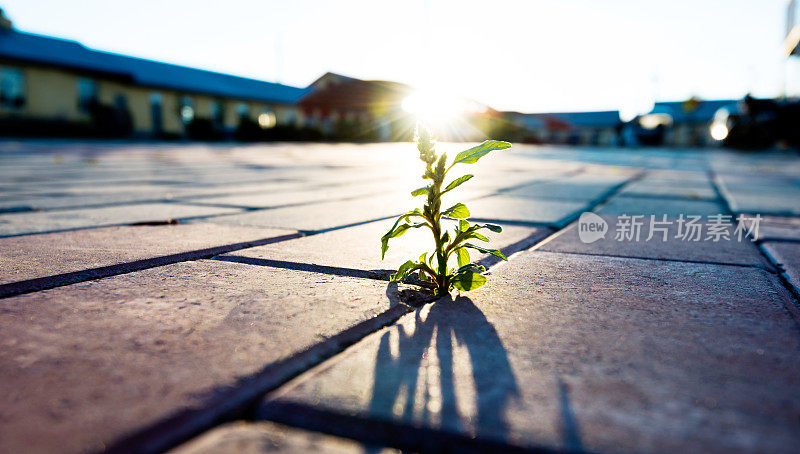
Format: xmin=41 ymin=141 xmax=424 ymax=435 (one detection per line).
xmin=98 ymin=223 xmax=559 ymax=453
xmin=0 ymin=212 xmax=253 ymax=239
xmin=524 ymin=248 xmax=779 ymax=272
xmin=214 ymin=229 xmax=556 ymax=283
xmin=171 ymin=191 xmax=396 ymax=214
xmin=709 ymin=169 xmax=800 ymax=325
xmin=298 ymin=215 xmax=401 ymax=236
xmin=525 ymin=170 xmax=780 ymax=272
xmin=213 ymin=256 xmax=391 ymax=281
xmin=0 ymin=232 xmax=303 ymax=299
xmin=191 ymin=176 xmax=650 ymax=452
xmin=757 ymin=237 xmax=800 ymax=244
xmin=101 ymin=300 xmax=416 ymax=454
xmin=257 ymin=402 xmax=559 ymax=454
xmin=610 ymin=192 xmax=717 ymax=202
xmin=0 ymin=170 xmax=588 ymax=238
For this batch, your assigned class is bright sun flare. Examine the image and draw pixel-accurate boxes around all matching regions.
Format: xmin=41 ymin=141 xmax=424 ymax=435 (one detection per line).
xmin=401 ymin=91 xmax=464 ymax=124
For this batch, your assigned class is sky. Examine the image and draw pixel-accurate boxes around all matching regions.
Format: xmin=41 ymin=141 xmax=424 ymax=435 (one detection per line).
xmin=2 ymin=0 xmax=798 ymax=115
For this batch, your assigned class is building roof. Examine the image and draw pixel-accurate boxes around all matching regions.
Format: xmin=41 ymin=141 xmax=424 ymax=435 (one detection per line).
xmin=649 ymin=99 xmax=737 ymax=124
xmin=0 ymin=29 xmax=309 ymax=104
xmin=298 ymin=73 xmax=412 ymax=113
xmin=509 ymin=110 xmax=621 ymax=130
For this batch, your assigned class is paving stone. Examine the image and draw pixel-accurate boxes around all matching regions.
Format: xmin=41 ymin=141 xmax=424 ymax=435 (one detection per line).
xmin=619 ymin=178 xmax=717 ymax=200
xmin=503 ymin=174 xmax=632 ymax=202
xmin=259 ymin=251 xmax=800 ymax=454
xmin=0 ymin=223 xmax=295 ymax=286
xmin=0 ymin=203 xmax=244 ymax=237
xmin=539 ymin=214 xmax=769 ymax=266
xmin=716 ymin=175 xmax=800 ymax=216
xmin=762 ymin=241 xmax=800 ymax=294
xmin=202 ymin=194 xmax=419 ymax=232
xmin=225 ymin=219 xmax=548 ymax=274
xmin=171 ymin=421 xmax=397 ymax=454
xmin=643 ymin=169 xmax=711 ymax=182
xmin=0 ymin=192 xmax=177 ymax=211
xmin=754 ymin=215 xmax=800 ymax=241
xmin=175 ymin=180 xmax=413 ymax=210
xmin=597 ymin=195 xmax=725 ymax=217
xmin=723 ymin=194 xmax=800 ymax=217
xmin=463 ymin=195 xmax=589 ymax=227
xmin=0 ymin=259 xmax=413 ymax=454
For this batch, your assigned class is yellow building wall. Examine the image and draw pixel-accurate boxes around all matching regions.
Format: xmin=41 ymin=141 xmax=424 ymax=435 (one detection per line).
xmin=0 ymin=64 xmax=85 ymax=121
xmin=1 ymin=62 xmax=304 ymax=136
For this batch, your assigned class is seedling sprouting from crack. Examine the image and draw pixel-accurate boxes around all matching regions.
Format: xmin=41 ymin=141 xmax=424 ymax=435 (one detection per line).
xmin=381 ymin=125 xmax=511 ymax=296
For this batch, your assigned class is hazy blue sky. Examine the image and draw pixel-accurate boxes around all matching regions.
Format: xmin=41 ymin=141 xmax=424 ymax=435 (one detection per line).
xmin=3 ymin=0 xmax=797 ymax=114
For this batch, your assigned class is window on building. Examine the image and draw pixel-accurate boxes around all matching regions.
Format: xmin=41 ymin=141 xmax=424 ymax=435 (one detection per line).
xmin=211 ymin=100 xmax=225 ymax=128
xmin=77 ymin=78 xmax=98 ymax=113
xmin=237 ymin=102 xmax=250 ymax=118
xmin=150 ymin=93 xmax=163 ymax=135
xmin=114 ymin=94 xmax=128 ymax=110
xmin=179 ymin=96 xmax=194 ymax=124
xmin=0 ymin=68 xmax=25 ymax=109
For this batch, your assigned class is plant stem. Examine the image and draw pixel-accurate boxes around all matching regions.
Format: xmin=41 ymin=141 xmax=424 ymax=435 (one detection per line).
xmin=430 ymin=167 xmax=449 ymax=295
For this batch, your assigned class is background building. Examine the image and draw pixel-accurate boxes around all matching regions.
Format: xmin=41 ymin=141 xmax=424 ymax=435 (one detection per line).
xmin=298 ymin=72 xmax=411 ymax=141
xmin=0 ymin=10 xmax=308 ymax=139
xmin=637 ymin=98 xmax=738 ymax=147
xmin=502 ymin=111 xmax=622 ymax=145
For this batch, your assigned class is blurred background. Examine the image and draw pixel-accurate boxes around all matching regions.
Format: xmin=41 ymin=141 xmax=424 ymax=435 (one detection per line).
xmin=0 ymin=0 xmax=798 ymax=149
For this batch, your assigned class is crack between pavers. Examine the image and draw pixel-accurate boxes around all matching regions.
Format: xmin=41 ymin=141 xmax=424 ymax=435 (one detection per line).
xmin=37 ymin=168 xmax=619 ymax=453
xmin=528 ymin=171 xmax=780 ymax=272
xmin=2 ymin=166 xmax=569 ymax=219
xmin=0 ymin=180 xmax=372 ymax=216
xmin=96 ymin=225 xmax=558 ymax=454
xmin=162 ymin=175 xmax=645 ymax=453
xmin=609 ymin=192 xmax=717 ymax=202
xmin=212 ymin=228 xmax=555 ymax=283
xmin=0 ymin=170 xmax=583 ymax=238
xmin=0 ymin=232 xmax=303 ymax=299
xmin=756 ymin=237 xmax=800 ymax=244
xmin=213 ymin=256 xmax=392 ymax=281
xmin=529 ymin=248 xmax=779 ymax=272
xmin=0 ymin=211 xmax=254 ymax=239
xmin=242 ymin=169 xmax=790 ymax=454
xmin=709 ymin=169 xmax=800 ymax=325
xmin=100 ymin=301 xmax=416 ymax=454
xmin=256 ymin=401 xmax=573 ymax=454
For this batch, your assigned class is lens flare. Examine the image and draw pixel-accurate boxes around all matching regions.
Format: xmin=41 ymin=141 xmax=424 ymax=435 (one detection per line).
xmin=402 ymin=91 xmax=464 ymax=124
xmin=710 ymin=123 xmax=728 ymax=141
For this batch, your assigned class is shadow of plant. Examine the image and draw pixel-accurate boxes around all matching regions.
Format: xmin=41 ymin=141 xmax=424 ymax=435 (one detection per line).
xmin=367 ymin=295 xmax=519 ymax=447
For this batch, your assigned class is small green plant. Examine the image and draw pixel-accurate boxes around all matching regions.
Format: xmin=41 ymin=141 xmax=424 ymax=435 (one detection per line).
xmin=381 ymin=126 xmax=511 ymax=296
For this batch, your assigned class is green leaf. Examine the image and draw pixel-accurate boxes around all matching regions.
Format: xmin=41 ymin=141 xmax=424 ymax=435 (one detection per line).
xmin=452 ymin=271 xmax=487 ymax=291
xmin=475 ymin=223 xmax=502 ymax=233
xmin=419 ymin=252 xmax=427 ymax=264
xmin=443 ymin=174 xmax=473 ymax=193
xmin=411 ymin=186 xmax=429 ymax=197
xmin=380 ymin=212 xmax=426 ymax=259
xmin=380 ymin=216 xmax=404 ymax=259
xmin=459 ymin=219 xmax=470 ymax=232
xmin=390 ymin=260 xmax=416 ymax=282
xmin=442 ymin=203 xmax=470 ymax=219
xmin=455 ymin=247 xmax=470 ymax=267
xmin=457 ymin=263 xmax=486 ymax=274
xmin=464 ymin=242 xmax=508 ymax=260
xmin=453 ymin=140 xmax=511 ymax=165
xmin=468 ymin=232 xmax=490 ymax=242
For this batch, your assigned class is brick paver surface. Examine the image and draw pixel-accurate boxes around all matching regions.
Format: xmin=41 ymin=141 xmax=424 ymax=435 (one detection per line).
xmin=1 ymin=141 xmax=799 ymax=453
